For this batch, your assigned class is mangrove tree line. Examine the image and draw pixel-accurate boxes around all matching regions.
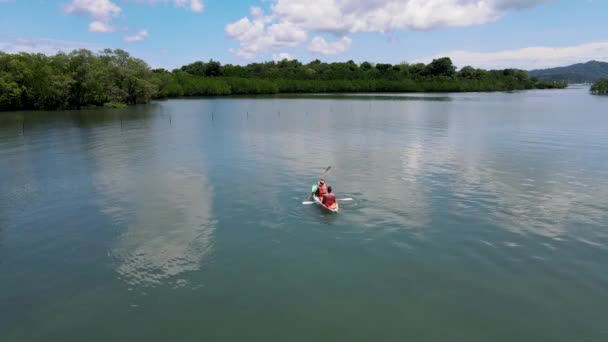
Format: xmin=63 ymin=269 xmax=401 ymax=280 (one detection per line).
xmin=0 ymin=49 xmax=567 ymax=111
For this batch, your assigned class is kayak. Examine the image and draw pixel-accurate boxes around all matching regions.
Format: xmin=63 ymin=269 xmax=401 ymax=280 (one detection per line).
xmin=311 ymin=185 xmax=339 ymax=213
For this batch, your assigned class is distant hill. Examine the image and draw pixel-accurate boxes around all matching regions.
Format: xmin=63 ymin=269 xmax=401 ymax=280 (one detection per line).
xmin=529 ymin=60 xmax=608 ymax=83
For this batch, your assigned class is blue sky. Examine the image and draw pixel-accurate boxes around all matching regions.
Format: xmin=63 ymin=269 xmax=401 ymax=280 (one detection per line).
xmin=0 ymin=0 xmax=607 ymax=70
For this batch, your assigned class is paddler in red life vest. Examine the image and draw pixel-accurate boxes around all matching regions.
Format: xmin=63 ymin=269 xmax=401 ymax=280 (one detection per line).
xmin=315 ymin=179 xmax=328 ymax=197
xmin=322 ymin=186 xmax=337 ymax=209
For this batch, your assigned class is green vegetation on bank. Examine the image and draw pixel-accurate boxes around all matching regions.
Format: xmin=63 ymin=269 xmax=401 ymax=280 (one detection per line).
xmin=1 ymin=49 xmax=566 ymax=111
xmin=590 ymin=78 xmax=608 ymax=95
xmin=0 ymin=49 xmax=157 ymax=111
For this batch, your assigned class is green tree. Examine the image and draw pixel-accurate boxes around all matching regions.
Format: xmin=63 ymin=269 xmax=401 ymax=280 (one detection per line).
xmin=426 ymin=57 xmax=456 ymax=77
xmin=375 ymin=63 xmax=392 ymax=73
xmin=204 ymin=60 xmax=223 ymax=77
xmin=591 ymin=77 xmax=608 ymax=95
xmin=409 ymin=63 xmax=427 ymax=77
xmin=0 ymin=72 xmax=22 ymax=110
xmin=360 ymin=61 xmax=372 ymax=71
xmin=66 ymin=49 xmax=100 ymax=108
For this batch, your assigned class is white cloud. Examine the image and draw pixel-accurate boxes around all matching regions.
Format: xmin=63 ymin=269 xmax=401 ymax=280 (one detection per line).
xmin=0 ymin=38 xmax=100 ymax=55
xmin=88 ymin=20 xmax=115 ymax=33
xmin=124 ymin=29 xmax=149 ymax=42
xmin=65 ymin=0 xmax=121 ymax=34
xmin=416 ymin=41 xmax=608 ymax=70
xmin=249 ymin=6 xmax=264 ymax=19
xmin=226 ymin=0 xmax=550 ymax=58
xmin=309 ymin=36 xmax=352 ymax=55
xmin=65 ymin=0 xmax=121 ymax=21
xmin=272 ymin=52 xmax=295 ymax=61
xmin=189 ymin=0 xmax=203 ymax=12
xmin=225 ymin=6 xmax=307 ymax=59
xmin=131 ymin=0 xmax=204 ymax=12
xmin=272 ymin=0 xmax=550 ymax=33
xmin=66 ymin=0 xmax=203 ymax=35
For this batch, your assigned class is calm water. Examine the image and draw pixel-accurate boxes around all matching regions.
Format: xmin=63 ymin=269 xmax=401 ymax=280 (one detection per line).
xmin=1 ymin=87 xmax=608 ymax=341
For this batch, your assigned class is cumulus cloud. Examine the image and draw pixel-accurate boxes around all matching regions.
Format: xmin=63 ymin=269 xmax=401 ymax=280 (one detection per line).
xmin=249 ymin=5 xmax=264 ymax=19
xmin=88 ymin=20 xmax=115 ymax=33
xmin=131 ymin=0 xmax=204 ymax=12
xmin=0 ymin=37 xmax=100 ymax=54
xmin=272 ymin=0 xmax=550 ymax=33
xmin=189 ymin=0 xmax=203 ymax=12
xmin=65 ymin=0 xmax=121 ymax=21
xmin=66 ymin=0 xmax=204 ymax=35
xmin=225 ymin=6 xmax=306 ymax=59
xmin=416 ymin=41 xmax=608 ymax=70
xmin=272 ymin=52 xmax=295 ymax=61
xmin=226 ymin=0 xmax=550 ymax=58
xmin=124 ymin=29 xmax=149 ymax=42
xmin=65 ymin=0 xmax=121 ymax=34
xmin=309 ymin=36 xmax=352 ymax=55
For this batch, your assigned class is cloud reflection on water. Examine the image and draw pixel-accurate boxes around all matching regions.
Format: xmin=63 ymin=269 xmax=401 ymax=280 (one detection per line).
xmin=111 ymin=169 xmax=215 ymax=287
xmin=87 ymin=107 xmax=216 ymax=288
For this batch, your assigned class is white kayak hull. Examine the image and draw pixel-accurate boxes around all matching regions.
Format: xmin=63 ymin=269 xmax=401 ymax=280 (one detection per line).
xmin=312 ymin=193 xmax=339 ymax=213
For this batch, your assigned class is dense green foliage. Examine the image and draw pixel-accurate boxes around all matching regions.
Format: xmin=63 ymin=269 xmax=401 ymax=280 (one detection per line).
xmin=529 ymin=60 xmax=608 ymax=83
xmin=0 ymin=49 xmax=158 ymax=111
xmin=160 ymin=57 xmax=564 ymax=96
xmin=590 ymin=78 xmax=608 ymax=95
xmin=0 ymin=49 xmax=566 ymax=111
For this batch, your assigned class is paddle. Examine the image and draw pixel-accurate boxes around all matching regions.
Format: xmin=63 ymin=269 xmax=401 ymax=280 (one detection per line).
xmin=302 ymin=198 xmax=352 ymax=205
xmin=319 ymin=165 xmax=332 ymax=181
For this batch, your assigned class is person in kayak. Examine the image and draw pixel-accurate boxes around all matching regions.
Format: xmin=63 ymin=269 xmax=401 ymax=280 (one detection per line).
xmin=322 ymin=186 xmax=337 ymax=209
xmin=315 ymin=179 xmax=328 ymax=197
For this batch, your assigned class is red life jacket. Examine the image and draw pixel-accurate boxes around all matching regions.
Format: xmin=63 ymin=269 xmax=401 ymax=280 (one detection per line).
xmin=322 ymin=193 xmax=336 ymax=207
